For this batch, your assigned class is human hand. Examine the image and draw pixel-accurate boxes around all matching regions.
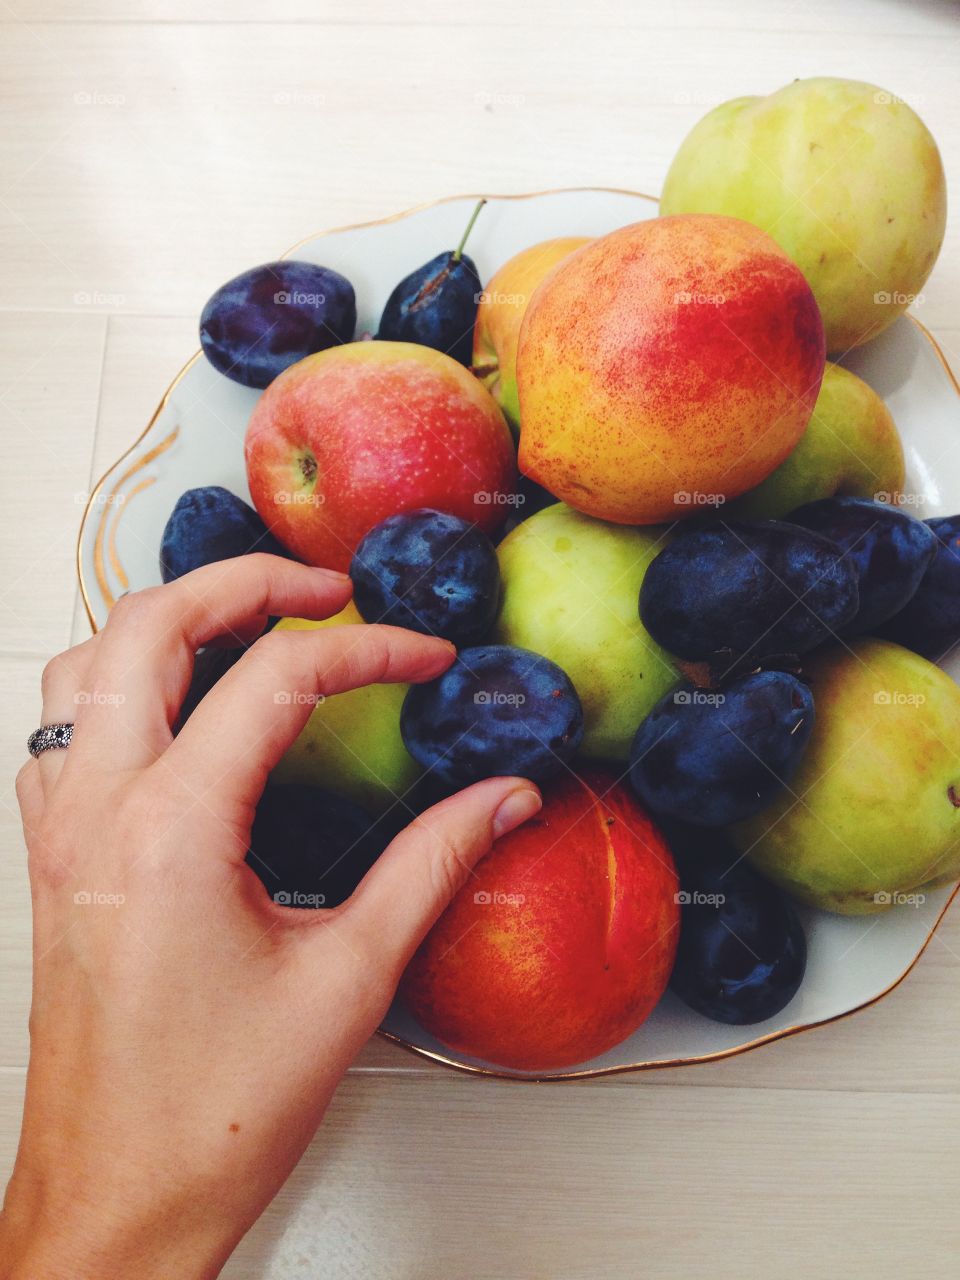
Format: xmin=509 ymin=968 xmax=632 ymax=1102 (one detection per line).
xmin=0 ymin=555 xmax=541 ymax=1280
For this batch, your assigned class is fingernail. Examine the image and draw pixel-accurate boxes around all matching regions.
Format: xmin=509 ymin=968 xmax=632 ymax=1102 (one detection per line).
xmin=316 ymin=567 xmax=351 ymax=583
xmin=492 ymin=788 xmax=542 ymax=839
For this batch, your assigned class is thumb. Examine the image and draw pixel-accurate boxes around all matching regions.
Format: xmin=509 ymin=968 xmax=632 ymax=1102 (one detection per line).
xmin=343 ymin=776 xmax=542 ymax=975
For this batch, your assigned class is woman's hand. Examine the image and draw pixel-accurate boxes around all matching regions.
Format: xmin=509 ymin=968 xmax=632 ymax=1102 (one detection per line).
xmin=0 ymin=555 xmax=541 ymax=1280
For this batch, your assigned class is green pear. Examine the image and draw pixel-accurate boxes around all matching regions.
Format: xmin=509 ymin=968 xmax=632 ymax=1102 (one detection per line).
xmin=661 ymin=77 xmax=947 ymax=351
xmin=271 ymin=603 xmax=420 ymax=814
xmin=731 ymin=640 xmax=960 ymax=914
xmin=726 ymin=363 xmax=905 ymax=521
xmin=494 ymin=503 xmax=678 ymax=761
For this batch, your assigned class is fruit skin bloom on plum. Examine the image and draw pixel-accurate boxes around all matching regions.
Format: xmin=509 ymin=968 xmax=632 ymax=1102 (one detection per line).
xmin=350 ymin=508 xmax=500 ymax=647
xmin=880 ymin=515 xmax=960 ymax=660
xmin=377 ymin=199 xmax=486 ymax=367
xmin=788 ymin=495 xmax=938 ymax=635
xmin=628 ymin=671 xmax=815 ymax=828
xmin=400 ymin=645 xmax=583 ymax=789
xmin=669 ymin=842 xmax=807 ymax=1026
xmin=160 ymin=486 xmax=288 ymax=582
xmin=200 ymin=260 xmax=356 ymax=388
xmin=639 ymin=520 xmax=859 ymax=664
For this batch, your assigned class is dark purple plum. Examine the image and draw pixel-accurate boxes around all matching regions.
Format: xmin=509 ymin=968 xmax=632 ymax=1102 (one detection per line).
xmin=628 ymin=670 xmax=814 ymax=827
xmin=200 ymin=260 xmax=356 ymax=388
xmin=788 ymin=496 xmax=938 ymax=634
xmin=160 ymin=486 xmax=289 ymax=583
xmin=669 ymin=841 xmax=807 ymax=1025
xmin=377 ymin=200 xmax=485 ymax=366
xmin=639 ymin=520 xmax=859 ymax=663
xmin=400 ymin=644 xmax=583 ymax=788
xmin=350 ymin=508 xmax=499 ymax=646
xmin=879 ymin=515 xmax=960 ymax=660
xmin=247 ymin=784 xmax=390 ymax=909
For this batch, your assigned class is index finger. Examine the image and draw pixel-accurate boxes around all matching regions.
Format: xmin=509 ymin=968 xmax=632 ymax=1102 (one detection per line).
xmin=156 ymin=623 xmax=455 ymax=838
xmin=71 ymin=555 xmax=353 ymax=772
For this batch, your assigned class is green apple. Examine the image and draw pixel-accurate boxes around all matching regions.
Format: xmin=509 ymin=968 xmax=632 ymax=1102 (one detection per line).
xmin=271 ymin=604 xmax=420 ymax=814
xmin=731 ymin=640 xmax=960 ymax=914
xmin=661 ymin=77 xmax=947 ymax=352
xmin=726 ymin=362 xmax=905 ymax=520
xmin=494 ymin=503 xmax=678 ymax=760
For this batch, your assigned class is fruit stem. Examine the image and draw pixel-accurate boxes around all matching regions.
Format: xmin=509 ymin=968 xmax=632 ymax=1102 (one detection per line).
xmin=453 ymin=199 xmax=487 ymax=262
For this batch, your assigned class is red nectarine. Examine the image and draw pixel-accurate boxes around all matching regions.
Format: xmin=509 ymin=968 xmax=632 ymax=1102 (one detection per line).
xmin=400 ymin=770 xmax=679 ymax=1071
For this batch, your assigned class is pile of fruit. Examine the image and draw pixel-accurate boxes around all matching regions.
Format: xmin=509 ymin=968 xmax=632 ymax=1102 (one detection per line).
xmin=159 ymin=77 xmax=957 ymax=1072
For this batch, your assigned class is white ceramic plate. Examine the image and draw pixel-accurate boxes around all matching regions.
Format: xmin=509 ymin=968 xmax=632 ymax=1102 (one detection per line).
xmin=77 ymin=189 xmax=960 ymax=1081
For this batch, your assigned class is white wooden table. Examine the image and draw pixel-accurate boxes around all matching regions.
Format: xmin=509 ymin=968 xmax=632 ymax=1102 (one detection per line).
xmin=2 ymin=3 xmax=959 ymax=1275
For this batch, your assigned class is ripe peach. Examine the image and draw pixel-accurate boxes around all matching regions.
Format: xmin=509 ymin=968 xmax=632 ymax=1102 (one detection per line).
xmin=516 ymin=214 xmax=825 ymax=524
xmin=400 ymin=770 xmax=679 ymax=1071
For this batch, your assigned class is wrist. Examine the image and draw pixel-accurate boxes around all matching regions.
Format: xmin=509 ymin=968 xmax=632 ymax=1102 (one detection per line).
xmin=0 ymin=1168 xmax=233 ymax=1280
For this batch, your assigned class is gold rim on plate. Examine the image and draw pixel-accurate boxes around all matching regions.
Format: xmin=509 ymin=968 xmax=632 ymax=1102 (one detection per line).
xmin=75 ymin=189 xmax=960 ymax=1082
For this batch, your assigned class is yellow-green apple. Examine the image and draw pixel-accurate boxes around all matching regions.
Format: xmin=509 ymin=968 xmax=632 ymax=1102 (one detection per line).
xmin=661 ymin=78 xmax=947 ymax=352
xmin=270 ymin=604 xmax=421 ymax=813
xmin=400 ymin=769 xmax=679 ymax=1071
xmin=245 ymin=341 xmax=516 ymax=571
xmin=473 ymin=236 xmax=591 ymax=435
xmin=495 ymin=502 xmax=677 ymax=760
xmin=727 ymin=362 xmax=905 ymax=520
xmin=731 ymin=640 xmax=960 ymax=914
xmin=516 ymin=214 xmax=825 ymax=525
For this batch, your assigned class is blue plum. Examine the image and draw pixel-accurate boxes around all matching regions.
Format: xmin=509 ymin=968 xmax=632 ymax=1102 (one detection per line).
xmin=200 ymin=260 xmax=356 ymax=388
xmin=669 ymin=841 xmax=807 ymax=1025
xmin=400 ymin=644 xmax=583 ymax=787
xmin=247 ymin=784 xmax=391 ymax=909
xmin=377 ymin=200 xmax=485 ymax=366
xmin=879 ymin=515 xmax=960 ymax=660
xmin=350 ymin=508 xmax=500 ymax=646
xmin=628 ymin=670 xmax=815 ymax=826
xmin=639 ymin=521 xmax=859 ymax=663
xmin=160 ymin=486 xmax=289 ymax=583
xmin=788 ymin=496 xmax=938 ymax=634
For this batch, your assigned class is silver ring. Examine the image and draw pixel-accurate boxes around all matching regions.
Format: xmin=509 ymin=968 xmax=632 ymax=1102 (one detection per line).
xmin=27 ymin=723 xmax=74 ymax=758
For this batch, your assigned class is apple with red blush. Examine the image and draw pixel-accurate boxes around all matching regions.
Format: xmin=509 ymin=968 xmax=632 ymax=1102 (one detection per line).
xmin=245 ymin=341 xmax=516 ymax=572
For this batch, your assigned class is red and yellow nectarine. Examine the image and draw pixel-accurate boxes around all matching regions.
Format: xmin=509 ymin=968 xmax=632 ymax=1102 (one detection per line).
xmin=516 ymin=214 xmax=826 ymax=524
xmin=400 ymin=770 xmax=679 ymax=1072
